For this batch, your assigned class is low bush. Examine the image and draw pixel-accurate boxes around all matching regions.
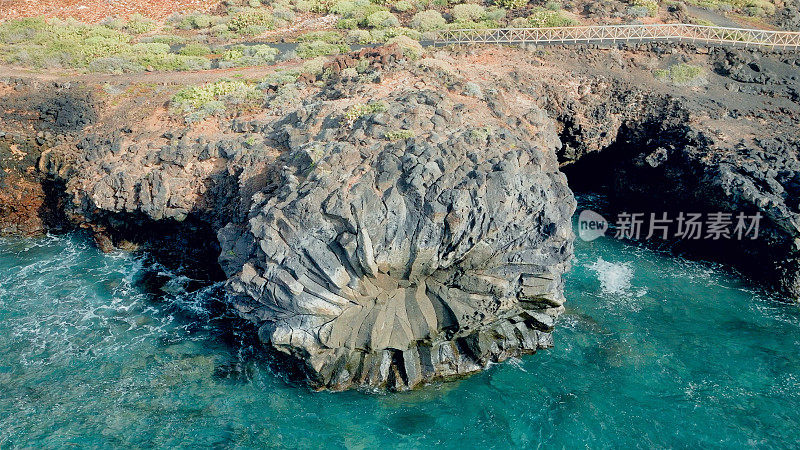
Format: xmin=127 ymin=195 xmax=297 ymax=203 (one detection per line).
xmin=88 ymin=56 xmax=144 ymax=73
xmin=331 ymin=0 xmax=359 ymax=15
xmin=296 ymin=40 xmax=349 ymax=58
xmin=142 ymin=34 xmax=186 ymax=45
xmin=463 ymin=81 xmax=482 ymax=98
xmin=343 ymin=101 xmax=387 ymax=126
xmin=527 ymin=8 xmax=578 ymax=27
xmin=124 ymin=14 xmax=156 ymax=34
xmin=268 ymin=83 xmax=302 ymax=108
xmin=544 ymin=1 xmax=562 ymax=10
xmin=385 ymin=129 xmax=415 ymax=141
xmin=177 ymin=13 xmax=215 ymax=29
xmin=172 ymin=79 xmax=260 ymax=112
xmin=494 ymin=0 xmax=527 ymax=8
xmin=227 ymin=8 xmax=276 ymax=34
xmin=347 ymin=29 xmax=373 ymax=44
xmin=261 ymin=69 xmax=301 ymax=87
xmin=301 ymin=56 xmax=329 ymax=75
xmin=410 ymin=10 xmax=446 ymax=31
xmin=336 ymin=18 xmax=361 ymax=29
xmin=654 ymin=63 xmax=705 ymax=85
xmin=483 ymin=7 xmax=507 ymax=21
xmin=366 ymin=11 xmax=401 ymax=28
xmin=386 ymin=35 xmax=423 ymax=59
xmin=179 ymin=43 xmax=212 ymax=56
xmin=631 ymin=0 xmax=659 ymax=16
xmin=371 ymin=26 xmax=422 ymax=42
xmin=452 ymin=3 xmax=486 ymax=21
xmin=220 ymin=44 xmax=279 ymax=68
xmin=393 ymin=1 xmax=415 ymax=12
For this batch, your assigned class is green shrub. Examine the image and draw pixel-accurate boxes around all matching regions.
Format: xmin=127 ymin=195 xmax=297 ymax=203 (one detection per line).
xmin=509 ymin=17 xmax=529 ymax=27
xmin=527 ymin=8 xmax=578 ymax=27
xmin=0 ymin=17 xmax=218 ymax=71
xmin=88 ymin=56 xmax=143 ymax=73
xmin=366 ymin=10 xmax=401 ymax=28
xmin=545 ymin=0 xmax=561 ymax=9
xmin=343 ymin=101 xmax=387 ymax=126
xmin=654 ymin=63 xmax=705 ymax=85
xmin=131 ymin=42 xmax=170 ymax=55
xmin=410 ymin=10 xmax=446 ymax=31
xmin=347 ymin=29 xmax=373 ymax=43
xmin=177 ymin=13 xmax=214 ymax=29
xmin=296 ymin=40 xmax=349 ymax=58
xmin=385 ymin=129 xmax=415 ymax=141
xmin=494 ymin=0 xmax=527 ymax=8
xmin=268 ymin=83 xmax=302 ymax=108
xmin=179 ymin=43 xmax=212 ymax=56
xmin=632 ymin=0 xmax=659 ymax=16
xmin=393 ymin=0 xmax=414 ymax=11
xmin=483 ymin=7 xmax=507 ymax=20
xmin=211 ymin=23 xmax=233 ymax=36
xmin=220 ymin=44 xmax=279 ymax=68
xmin=374 ymin=26 xmax=422 ymax=41
xmin=0 ymin=17 xmax=47 ymax=44
xmin=273 ymin=8 xmax=297 ymax=21
xmin=331 ymin=0 xmax=359 ymax=14
xmin=452 ymin=3 xmax=486 ymax=21
xmin=172 ymin=79 xmax=260 ymax=111
xmin=386 ymin=35 xmax=423 ymax=59
xmin=261 ymin=69 xmax=301 ymax=87
xmin=227 ymin=8 xmax=276 ymax=33
xmin=336 ymin=18 xmax=361 ymax=29
xmin=137 ymin=53 xmax=211 ymax=71
xmin=300 ymin=56 xmax=329 ymax=75
xmin=0 ymin=18 xmax=129 ymax=68
xmin=125 ymin=13 xmax=156 ymax=34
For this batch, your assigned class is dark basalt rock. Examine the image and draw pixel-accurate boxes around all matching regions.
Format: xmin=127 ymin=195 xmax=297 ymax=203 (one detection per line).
xmin=217 ymin=91 xmax=575 ymax=390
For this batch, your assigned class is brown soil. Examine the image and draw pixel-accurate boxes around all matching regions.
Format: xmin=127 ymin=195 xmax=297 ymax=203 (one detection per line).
xmin=0 ymin=0 xmax=223 ymax=23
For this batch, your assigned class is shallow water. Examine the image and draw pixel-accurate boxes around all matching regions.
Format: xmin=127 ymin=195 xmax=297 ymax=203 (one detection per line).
xmin=1 ymin=215 xmax=799 ymax=447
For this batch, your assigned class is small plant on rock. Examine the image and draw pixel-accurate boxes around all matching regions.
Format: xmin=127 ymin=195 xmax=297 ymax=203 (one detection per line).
xmin=654 ymin=63 xmax=706 ymax=86
xmin=343 ymin=101 xmax=388 ymax=127
xmin=385 ymin=129 xmax=415 ymax=141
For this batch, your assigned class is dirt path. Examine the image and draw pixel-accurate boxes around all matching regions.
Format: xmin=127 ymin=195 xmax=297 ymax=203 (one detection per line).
xmin=0 ymin=59 xmax=304 ymax=85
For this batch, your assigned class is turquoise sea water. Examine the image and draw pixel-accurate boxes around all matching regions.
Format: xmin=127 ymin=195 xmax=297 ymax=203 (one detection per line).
xmin=1 ymin=213 xmax=799 ymax=448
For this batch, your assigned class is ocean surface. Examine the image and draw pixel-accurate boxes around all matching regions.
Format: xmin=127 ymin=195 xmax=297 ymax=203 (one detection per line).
xmin=1 ymin=207 xmax=799 ymax=448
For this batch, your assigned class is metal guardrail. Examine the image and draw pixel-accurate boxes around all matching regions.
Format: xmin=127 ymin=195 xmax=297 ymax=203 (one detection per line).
xmin=434 ymin=24 xmax=800 ymax=50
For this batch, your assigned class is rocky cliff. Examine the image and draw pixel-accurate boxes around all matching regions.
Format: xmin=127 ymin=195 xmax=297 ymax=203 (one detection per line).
xmin=2 ymin=42 xmax=800 ymax=390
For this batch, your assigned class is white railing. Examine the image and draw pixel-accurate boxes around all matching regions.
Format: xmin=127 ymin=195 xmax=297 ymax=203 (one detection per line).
xmin=434 ymin=24 xmax=800 ymax=50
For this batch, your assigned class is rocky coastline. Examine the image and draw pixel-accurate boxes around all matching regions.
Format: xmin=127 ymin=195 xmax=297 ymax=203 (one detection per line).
xmin=2 ymin=41 xmax=799 ymax=390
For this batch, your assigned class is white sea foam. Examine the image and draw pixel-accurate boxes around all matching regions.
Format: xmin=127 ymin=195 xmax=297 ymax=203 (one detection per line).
xmin=587 ymin=257 xmax=647 ymax=298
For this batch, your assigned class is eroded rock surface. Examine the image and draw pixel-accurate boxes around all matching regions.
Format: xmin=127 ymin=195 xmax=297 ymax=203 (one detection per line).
xmin=218 ymin=90 xmax=574 ymax=390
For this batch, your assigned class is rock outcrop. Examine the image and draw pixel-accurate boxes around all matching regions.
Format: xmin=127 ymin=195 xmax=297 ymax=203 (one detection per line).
xmin=218 ymin=89 xmax=575 ymax=390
